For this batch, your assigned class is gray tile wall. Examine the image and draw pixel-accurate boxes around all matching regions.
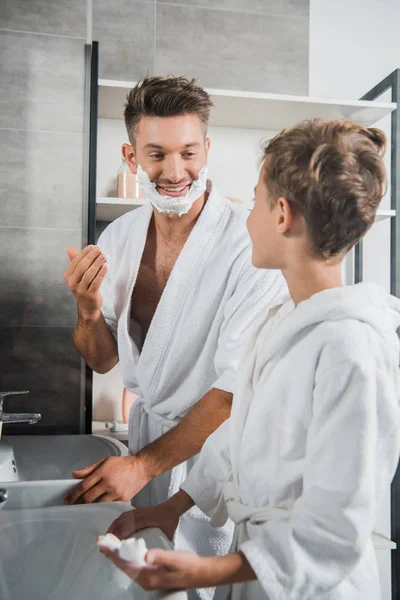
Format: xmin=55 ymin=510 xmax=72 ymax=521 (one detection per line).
xmin=0 ymin=0 xmax=309 ymax=434
xmin=0 ymin=2 xmax=86 ymax=434
xmin=93 ymin=0 xmax=309 ymax=94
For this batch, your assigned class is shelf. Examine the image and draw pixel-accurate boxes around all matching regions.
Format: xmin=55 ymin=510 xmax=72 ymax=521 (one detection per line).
xmin=242 ymin=208 xmax=395 ymax=220
xmin=375 ymin=209 xmax=396 ymax=222
xmin=96 ymin=197 xmax=396 ymax=223
xmin=372 ymin=532 xmax=397 ymax=550
xmin=98 ymin=79 xmax=396 ymax=130
xmin=96 ymin=197 xmax=147 ymax=221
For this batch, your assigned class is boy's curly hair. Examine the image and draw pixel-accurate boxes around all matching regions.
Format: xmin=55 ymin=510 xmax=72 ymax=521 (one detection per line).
xmin=262 ymin=118 xmax=387 ymax=258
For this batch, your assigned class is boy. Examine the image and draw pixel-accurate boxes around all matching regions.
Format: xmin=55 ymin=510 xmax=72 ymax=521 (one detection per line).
xmin=101 ymin=118 xmax=400 ymax=599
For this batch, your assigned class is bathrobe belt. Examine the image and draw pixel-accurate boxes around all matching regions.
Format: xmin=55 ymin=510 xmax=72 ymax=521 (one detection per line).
xmin=132 ymin=396 xmax=179 ymax=428
xmin=224 ymin=478 xmax=291 ymax=526
xmin=128 ymin=396 xmax=181 ymax=458
xmin=128 ymin=397 xmax=190 ymax=497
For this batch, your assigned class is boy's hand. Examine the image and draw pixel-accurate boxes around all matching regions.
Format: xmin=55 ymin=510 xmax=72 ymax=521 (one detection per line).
xmin=107 ymin=501 xmax=181 ymax=542
xmin=101 ymin=543 xmax=257 ymax=590
xmin=101 ymin=547 xmax=206 ymax=591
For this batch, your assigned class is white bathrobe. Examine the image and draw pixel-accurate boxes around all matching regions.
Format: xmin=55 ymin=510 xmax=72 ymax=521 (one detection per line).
xmin=181 ymin=283 xmax=400 ymax=600
xmin=97 ymin=182 xmax=286 ymax=593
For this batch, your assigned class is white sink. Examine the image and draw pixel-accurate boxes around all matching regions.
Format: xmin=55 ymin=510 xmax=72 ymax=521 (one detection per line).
xmin=4 ymin=479 xmax=82 ymax=509
xmin=0 ymin=441 xmax=18 ymax=482
xmin=0 ymin=502 xmax=187 ymax=600
xmin=0 ymin=434 xmax=128 ymax=481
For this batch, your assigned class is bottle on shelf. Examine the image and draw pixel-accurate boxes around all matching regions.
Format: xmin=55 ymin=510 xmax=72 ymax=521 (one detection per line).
xmin=116 ymin=158 xmax=145 ymax=199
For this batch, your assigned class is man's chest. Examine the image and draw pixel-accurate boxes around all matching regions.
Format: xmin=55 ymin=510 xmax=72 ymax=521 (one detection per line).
xmin=130 ymin=237 xmax=184 ymax=332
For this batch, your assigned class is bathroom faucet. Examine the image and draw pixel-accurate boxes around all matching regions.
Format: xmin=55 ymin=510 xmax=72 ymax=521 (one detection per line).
xmin=0 ymin=391 xmax=41 ymax=439
xmin=0 ymin=489 xmax=8 ymax=509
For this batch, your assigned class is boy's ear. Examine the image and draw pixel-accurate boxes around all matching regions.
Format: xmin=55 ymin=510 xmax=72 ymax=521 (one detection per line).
xmin=122 ymin=143 xmax=137 ymax=174
xmin=277 ymin=197 xmax=293 ymax=234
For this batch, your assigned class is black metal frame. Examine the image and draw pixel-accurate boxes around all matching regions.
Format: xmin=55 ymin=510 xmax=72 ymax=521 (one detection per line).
xmin=83 ymin=41 xmax=99 ymax=434
xmin=87 ymin=41 xmax=99 ymax=248
xmin=357 ymin=69 xmax=400 ymax=599
xmin=354 ymin=239 xmax=363 ymax=284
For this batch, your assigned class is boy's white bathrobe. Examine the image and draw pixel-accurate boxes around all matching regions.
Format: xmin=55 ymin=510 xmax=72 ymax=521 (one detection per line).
xmin=181 ymin=283 xmax=400 ymax=600
xmin=97 ymin=182 xmax=285 ymax=581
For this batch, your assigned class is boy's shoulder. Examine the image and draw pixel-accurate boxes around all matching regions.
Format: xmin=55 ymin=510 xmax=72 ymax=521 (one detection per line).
xmin=314 ymin=318 xmax=388 ymax=375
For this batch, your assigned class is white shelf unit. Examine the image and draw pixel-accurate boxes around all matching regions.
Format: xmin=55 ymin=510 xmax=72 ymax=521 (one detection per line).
xmin=97 ymin=79 xmax=396 ymax=221
xmin=96 ymin=197 xmax=147 ymax=221
xmin=98 ymin=79 xmax=396 ymax=129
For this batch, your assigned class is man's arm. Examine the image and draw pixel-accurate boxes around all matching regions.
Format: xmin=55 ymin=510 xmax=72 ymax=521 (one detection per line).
xmin=65 ymin=245 xmax=119 ymax=374
xmin=73 ymin=309 xmax=118 ymax=374
xmin=64 ymin=387 xmax=232 ymax=505
xmin=137 ymin=387 xmax=232 ymax=478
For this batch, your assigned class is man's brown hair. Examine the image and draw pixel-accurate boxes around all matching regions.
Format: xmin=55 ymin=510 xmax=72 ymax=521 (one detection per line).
xmin=124 ymin=76 xmax=213 ymax=144
xmin=262 ymin=118 xmax=387 ymax=259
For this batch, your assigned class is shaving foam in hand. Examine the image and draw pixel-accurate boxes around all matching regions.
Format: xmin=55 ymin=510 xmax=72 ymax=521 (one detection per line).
xmin=97 ymin=533 xmax=148 ymax=565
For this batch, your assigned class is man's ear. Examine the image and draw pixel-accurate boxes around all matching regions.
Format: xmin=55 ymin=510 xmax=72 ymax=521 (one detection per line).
xmin=205 ymin=137 xmax=211 ymax=162
xmin=122 ymin=143 xmax=137 ymax=174
xmin=276 ymin=197 xmax=293 ymax=234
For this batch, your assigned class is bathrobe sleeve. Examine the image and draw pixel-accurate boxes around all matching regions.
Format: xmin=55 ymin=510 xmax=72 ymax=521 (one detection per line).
xmin=180 ymin=418 xmax=232 ymax=527
xmin=212 ymin=253 xmax=286 ymax=394
xmin=240 ymin=356 xmax=400 ymax=599
xmin=97 ymin=228 xmax=118 ymax=340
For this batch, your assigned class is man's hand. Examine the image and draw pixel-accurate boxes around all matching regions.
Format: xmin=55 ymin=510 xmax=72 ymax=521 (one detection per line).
xmin=64 ymin=244 xmax=118 ymax=373
xmin=64 ymin=245 xmax=107 ymax=319
xmin=63 ymin=456 xmax=150 ymax=505
xmin=107 ymin=504 xmax=180 ymax=542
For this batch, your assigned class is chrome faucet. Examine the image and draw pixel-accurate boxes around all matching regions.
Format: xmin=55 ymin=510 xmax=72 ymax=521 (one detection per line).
xmin=0 ymin=391 xmax=41 ymax=439
xmin=0 ymin=488 xmax=8 ymax=509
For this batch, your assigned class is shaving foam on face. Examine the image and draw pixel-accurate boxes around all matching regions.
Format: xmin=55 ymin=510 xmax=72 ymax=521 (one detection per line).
xmin=136 ymin=164 xmax=208 ymax=217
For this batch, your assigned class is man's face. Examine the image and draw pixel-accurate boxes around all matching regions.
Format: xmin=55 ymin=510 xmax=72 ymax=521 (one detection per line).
xmin=123 ymin=114 xmax=210 ymax=198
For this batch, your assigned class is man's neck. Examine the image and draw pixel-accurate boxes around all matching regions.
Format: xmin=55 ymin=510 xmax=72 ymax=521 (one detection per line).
xmin=151 ymin=192 xmax=208 ymax=242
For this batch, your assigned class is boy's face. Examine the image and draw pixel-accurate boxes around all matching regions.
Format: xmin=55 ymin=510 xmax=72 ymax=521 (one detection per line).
xmin=122 ymin=114 xmax=210 ymax=197
xmin=247 ymin=168 xmax=284 ymax=270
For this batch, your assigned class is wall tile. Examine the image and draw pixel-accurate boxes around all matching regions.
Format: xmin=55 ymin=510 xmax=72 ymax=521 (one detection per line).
xmin=156 ymin=4 xmax=308 ymax=94
xmin=93 ymin=0 xmax=156 ymax=81
xmin=0 ymin=129 xmax=84 ymax=229
xmin=0 ymin=0 xmax=87 ymax=38
xmin=157 ymin=0 xmax=309 ymax=18
xmin=0 ymin=227 xmax=82 ymax=327
xmin=0 ymin=326 xmax=82 ymax=434
xmin=0 ymin=31 xmax=85 ymax=133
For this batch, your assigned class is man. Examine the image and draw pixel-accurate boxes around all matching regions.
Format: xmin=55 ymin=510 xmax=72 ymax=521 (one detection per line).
xmin=64 ymin=76 xmax=285 ymax=597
